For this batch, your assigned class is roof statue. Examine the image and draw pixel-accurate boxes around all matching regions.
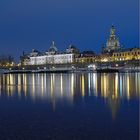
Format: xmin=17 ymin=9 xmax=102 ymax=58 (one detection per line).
xmin=48 ymin=41 xmax=58 ymax=54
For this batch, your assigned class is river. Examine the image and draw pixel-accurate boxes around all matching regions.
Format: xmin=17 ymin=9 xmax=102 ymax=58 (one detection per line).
xmin=0 ymin=73 xmax=139 ymax=140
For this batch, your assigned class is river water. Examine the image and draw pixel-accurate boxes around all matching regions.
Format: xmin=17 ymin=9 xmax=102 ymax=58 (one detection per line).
xmin=0 ymin=73 xmax=139 ymax=140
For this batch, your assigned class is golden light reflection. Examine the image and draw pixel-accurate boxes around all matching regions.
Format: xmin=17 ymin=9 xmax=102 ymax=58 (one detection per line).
xmin=2 ymin=75 xmax=5 ymax=85
xmin=71 ymin=73 xmax=74 ymax=96
xmin=18 ymin=74 xmax=21 ymax=97
xmin=81 ymin=74 xmax=85 ymax=97
xmin=32 ymin=74 xmax=35 ymax=99
xmin=88 ymin=73 xmax=91 ymax=96
xmin=127 ymin=74 xmax=130 ymax=100
xmin=7 ymin=74 xmax=15 ymax=96
xmin=9 ymin=74 xmax=14 ymax=85
xmin=44 ymin=74 xmax=47 ymax=95
xmin=51 ymin=74 xmax=56 ymax=111
xmin=135 ymin=73 xmax=140 ymax=97
xmin=41 ymin=74 xmax=44 ymax=97
xmin=119 ymin=75 xmax=123 ymax=97
xmin=7 ymin=74 xmax=10 ymax=85
xmin=50 ymin=74 xmax=54 ymax=97
xmin=0 ymin=84 xmax=2 ymax=96
xmin=115 ymin=73 xmax=118 ymax=99
xmin=92 ymin=73 xmax=98 ymax=96
xmin=0 ymin=73 xmax=139 ymax=115
xmin=23 ymin=74 xmax=27 ymax=97
xmin=0 ymin=76 xmax=1 ymax=96
xmin=60 ymin=74 xmax=63 ymax=96
xmin=101 ymin=74 xmax=109 ymax=98
xmin=103 ymin=74 xmax=107 ymax=98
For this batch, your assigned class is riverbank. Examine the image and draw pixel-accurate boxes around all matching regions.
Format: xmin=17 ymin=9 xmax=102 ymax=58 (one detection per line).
xmin=2 ymin=68 xmax=140 ymax=74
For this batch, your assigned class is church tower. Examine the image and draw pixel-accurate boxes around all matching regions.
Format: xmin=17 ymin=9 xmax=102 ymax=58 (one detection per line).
xmin=103 ymin=25 xmax=121 ymax=53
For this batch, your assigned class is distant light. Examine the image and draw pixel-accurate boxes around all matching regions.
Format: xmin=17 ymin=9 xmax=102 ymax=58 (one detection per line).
xmin=22 ymin=67 xmax=25 ymax=70
xmin=102 ymin=58 xmax=108 ymax=62
xmin=18 ymin=63 xmax=21 ymax=66
xmin=116 ymin=64 xmax=118 ymax=67
xmin=72 ymin=66 xmax=75 ymax=69
xmin=88 ymin=64 xmax=96 ymax=69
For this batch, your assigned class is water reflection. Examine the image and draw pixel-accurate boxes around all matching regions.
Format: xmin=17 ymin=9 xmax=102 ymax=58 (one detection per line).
xmin=0 ymin=73 xmax=139 ymax=116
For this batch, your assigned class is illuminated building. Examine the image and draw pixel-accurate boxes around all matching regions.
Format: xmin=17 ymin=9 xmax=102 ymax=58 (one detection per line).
xmin=100 ymin=25 xmax=140 ymax=63
xmin=21 ymin=41 xmax=79 ymax=65
xmin=112 ymin=48 xmax=140 ymax=61
xmin=76 ymin=51 xmax=96 ymax=63
xmin=0 ymin=55 xmax=14 ymax=67
xmin=102 ymin=25 xmax=121 ymax=54
xmin=97 ymin=47 xmax=140 ymax=63
xmin=19 ymin=26 xmax=140 ymax=66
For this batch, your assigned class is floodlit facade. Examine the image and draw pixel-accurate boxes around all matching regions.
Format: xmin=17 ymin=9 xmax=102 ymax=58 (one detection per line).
xmin=112 ymin=48 xmax=140 ymax=61
xmin=20 ymin=26 xmax=140 ymax=66
xmin=100 ymin=25 xmax=140 ymax=62
xmin=21 ymin=42 xmax=78 ymax=65
xmin=29 ymin=54 xmax=74 ymax=65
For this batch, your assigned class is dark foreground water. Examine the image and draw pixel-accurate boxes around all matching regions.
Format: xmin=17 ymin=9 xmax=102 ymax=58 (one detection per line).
xmin=0 ymin=73 xmax=139 ymax=140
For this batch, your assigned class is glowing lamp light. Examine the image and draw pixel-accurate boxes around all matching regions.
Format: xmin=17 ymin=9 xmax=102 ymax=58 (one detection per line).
xmin=18 ymin=63 xmax=21 ymax=66
xmin=101 ymin=58 xmax=108 ymax=62
xmin=88 ymin=64 xmax=96 ymax=69
xmin=72 ymin=66 xmax=75 ymax=69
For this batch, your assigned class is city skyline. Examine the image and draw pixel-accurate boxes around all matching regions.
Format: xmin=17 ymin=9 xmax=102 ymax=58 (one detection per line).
xmin=0 ymin=0 xmax=139 ymax=60
xmin=0 ymin=1 xmax=139 ymax=139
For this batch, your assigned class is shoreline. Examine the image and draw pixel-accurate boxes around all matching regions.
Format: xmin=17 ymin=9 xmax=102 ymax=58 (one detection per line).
xmin=2 ymin=68 xmax=140 ymax=74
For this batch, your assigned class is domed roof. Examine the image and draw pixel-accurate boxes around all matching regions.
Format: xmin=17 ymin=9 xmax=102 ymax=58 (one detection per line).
xmin=68 ymin=45 xmax=77 ymax=49
xmin=48 ymin=41 xmax=57 ymax=53
xmin=66 ymin=44 xmax=79 ymax=53
xmin=106 ymin=25 xmax=120 ymax=50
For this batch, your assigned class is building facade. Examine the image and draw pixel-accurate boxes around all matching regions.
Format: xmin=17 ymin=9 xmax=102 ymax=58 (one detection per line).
xmin=20 ymin=26 xmax=140 ymax=66
xmin=100 ymin=25 xmax=140 ymax=62
xmin=76 ymin=51 xmax=96 ymax=63
xmin=112 ymin=48 xmax=140 ymax=61
xmin=21 ymin=41 xmax=77 ymax=65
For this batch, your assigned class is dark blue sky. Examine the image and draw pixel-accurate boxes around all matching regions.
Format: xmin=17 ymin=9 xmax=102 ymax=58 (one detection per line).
xmin=0 ymin=0 xmax=139 ymax=60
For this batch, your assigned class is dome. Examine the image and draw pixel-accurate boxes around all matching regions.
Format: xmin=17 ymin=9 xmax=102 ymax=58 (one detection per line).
xmin=66 ymin=45 xmax=79 ymax=53
xmin=106 ymin=25 xmax=120 ymax=50
xmin=48 ymin=41 xmax=58 ymax=54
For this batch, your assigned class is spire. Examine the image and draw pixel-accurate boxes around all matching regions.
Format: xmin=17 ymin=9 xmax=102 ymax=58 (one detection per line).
xmin=105 ymin=25 xmax=120 ymax=52
xmin=48 ymin=41 xmax=58 ymax=54
xmin=52 ymin=41 xmax=55 ymax=47
xmin=110 ymin=25 xmax=116 ymax=37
